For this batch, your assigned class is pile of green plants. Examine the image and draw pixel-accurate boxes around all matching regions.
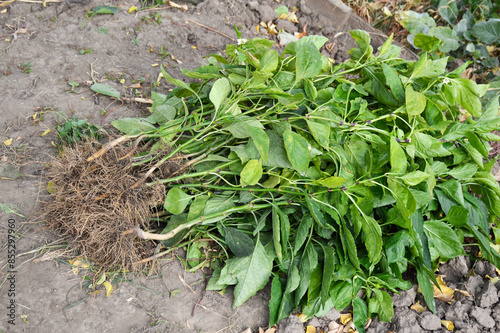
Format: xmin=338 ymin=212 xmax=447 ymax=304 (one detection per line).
xmin=87 ymin=31 xmax=500 ymax=330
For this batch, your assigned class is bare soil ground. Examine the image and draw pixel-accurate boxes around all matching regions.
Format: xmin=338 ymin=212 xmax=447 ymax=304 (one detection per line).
xmin=2 ymin=1 xmax=500 ymax=333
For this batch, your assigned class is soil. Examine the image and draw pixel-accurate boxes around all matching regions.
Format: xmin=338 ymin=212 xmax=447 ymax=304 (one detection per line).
xmin=0 ymin=0 xmax=499 ymax=333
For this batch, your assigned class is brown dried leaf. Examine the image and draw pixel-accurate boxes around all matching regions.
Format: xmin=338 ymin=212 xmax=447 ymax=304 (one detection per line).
xmin=410 ymin=300 xmax=427 ymax=313
xmin=433 ymin=275 xmax=454 ymax=302
xmin=441 ymin=320 xmax=454 ymax=331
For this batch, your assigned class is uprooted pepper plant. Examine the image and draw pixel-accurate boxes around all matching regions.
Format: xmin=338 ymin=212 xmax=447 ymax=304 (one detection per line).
xmin=46 ymin=30 xmax=500 ymax=331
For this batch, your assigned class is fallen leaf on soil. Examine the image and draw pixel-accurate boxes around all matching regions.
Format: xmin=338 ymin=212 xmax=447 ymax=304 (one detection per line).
xmin=296 ymin=313 xmax=308 ymax=322
xmin=328 ymin=321 xmax=343 ymax=333
xmin=129 ymin=83 xmax=142 ymax=89
xmin=167 ymin=1 xmax=188 ymax=10
xmin=306 ymin=325 xmax=317 ymax=333
xmin=410 ymin=300 xmax=427 ymax=313
xmin=1 ymin=155 xmax=7 ymax=162
xmin=128 ymin=6 xmax=137 ymax=13
xmin=433 ymin=275 xmax=454 ymax=302
xmin=441 ymin=320 xmax=454 ymax=331
xmin=340 ymin=313 xmax=352 ymax=324
xmin=455 ymin=289 xmax=470 ymax=297
xmin=41 ymin=129 xmax=51 ymax=136
xmin=103 ymin=281 xmax=113 ymax=297
xmin=260 ymin=21 xmax=278 ymax=35
xmin=279 ymin=11 xmax=299 ymax=23
xmin=3 ymin=138 xmax=12 ymax=146
xmin=171 ymin=54 xmax=183 ymax=64
xmin=343 ymin=320 xmax=356 ymax=332
xmin=325 ymin=42 xmax=335 ymax=53
xmin=294 ymin=22 xmax=307 ymax=39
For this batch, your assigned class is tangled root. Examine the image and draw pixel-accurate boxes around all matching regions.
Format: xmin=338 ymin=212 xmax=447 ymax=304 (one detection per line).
xmin=42 ymin=138 xmax=172 ymax=271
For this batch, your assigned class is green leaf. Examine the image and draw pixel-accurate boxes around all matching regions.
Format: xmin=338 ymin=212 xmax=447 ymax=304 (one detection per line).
xmin=272 ymin=205 xmax=283 ymax=262
xmin=382 ymin=63 xmax=405 ymax=101
xmin=350 ymin=30 xmax=372 ymax=56
xmin=240 ymin=159 xmax=263 ymax=186
xmin=247 ymin=124 xmax=269 ymax=162
xmin=342 ymin=223 xmax=360 ymax=270
xmin=453 ymin=79 xmax=482 ymax=117
xmin=437 ymin=0 xmax=458 ymax=25
xmin=313 ymin=176 xmax=346 ymax=189
xmin=152 ymin=104 xmax=176 ymax=125
xmin=321 ymin=245 xmax=336 ymax=305
xmin=274 ymin=5 xmax=288 ymax=16
xmin=378 ymin=33 xmax=393 ymax=56
xmin=446 ymin=163 xmax=477 ymax=180
xmin=371 ymin=289 xmax=394 ymax=322
xmin=304 ymin=79 xmax=318 ymax=100
xmin=295 ymin=39 xmax=322 ymax=81
xmin=188 ymin=195 xmax=209 ymax=221
xmin=471 ymin=19 xmax=500 ymax=44
xmin=111 ymin=118 xmax=156 ymax=135
xmin=307 ymin=119 xmax=330 ymax=149
xmin=399 ymin=170 xmax=429 ymax=186
xmin=429 ymin=26 xmax=460 ymax=53
xmin=396 ymin=11 xmax=436 ymax=34
xmin=353 ymin=297 xmax=368 ymax=333
xmin=406 ymin=85 xmax=426 ymax=120
xmin=0 ymin=203 xmax=24 ymax=217
xmin=90 ymin=6 xmax=119 ymax=16
xmin=210 ymin=78 xmax=231 ymax=112
xmin=164 ymin=188 xmax=193 ymax=215
xmin=465 ymin=132 xmax=488 ymax=158
xmin=90 ymin=83 xmax=120 ymax=99
xmin=226 ymin=227 xmax=255 ymax=257
xmin=416 ymin=261 xmax=436 ymax=313
xmin=390 ymin=137 xmax=407 ymax=174
xmin=285 ymin=264 xmax=300 ymax=294
xmin=160 ymin=65 xmax=196 ymax=94
xmin=444 ymin=206 xmax=469 ymax=228
xmin=283 ymin=129 xmax=310 ymax=175
xmin=269 ymin=276 xmax=283 ymax=326
xmin=222 ymin=239 xmax=275 ymax=308
xmin=260 ymin=49 xmax=279 ymax=73
xmin=424 ymin=220 xmax=465 ymax=260
xmin=296 ymin=242 xmax=318 ymax=303
xmin=413 ymin=33 xmax=441 ymax=52
xmin=294 ymin=215 xmax=312 ymax=255
xmin=385 ymin=230 xmax=414 ymax=264
xmin=361 ymin=215 xmax=383 ymax=263
xmin=436 ymin=179 xmax=464 ymax=206
xmin=412 ymin=57 xmax=448 ymax=80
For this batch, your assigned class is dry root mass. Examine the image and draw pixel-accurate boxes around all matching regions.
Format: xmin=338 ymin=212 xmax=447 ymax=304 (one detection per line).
xmin=42 ymin=138 xmax=170 ymax=271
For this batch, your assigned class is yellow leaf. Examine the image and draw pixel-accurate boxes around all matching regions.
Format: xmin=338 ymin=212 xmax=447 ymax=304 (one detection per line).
xmin=296 ymin=313 xmax=308 ymax=322
xmin=128 ymin=6 xmax=137 ymax=13
xmin=82 ymin=96 xmax=86 ymax=101
xmin=433 ymin=275 xmax=454 ymax=302
xmin=340 ymin=313 xmax=353 ymax=324
xmin=33 ymin=113 xmax=37 ymax=120
xmin=455 ymin=289 xmax=470 ymax=297
xmin=192 ymin=46 xmax=197 ymax=49
xmin=1 ymin=9 xmax=7 ymax=14
xmin=410 ymin=301 xmax=427 ymax=313
xmin=167 ymin=1 xmax=188 ymax=10
xmin=41 ymin=129 xmax=51 ymax=137
xmin=3 ymin=138 xmax=13 ymax=146
xmin=151 ymin=63 xmax=159 ymax=67
xmin=103 ymin=281 xmax=113 ymax=297
xmin=487 ymin=45 xmax=495 ymax=54
xmin=305 ymin=325 xmax=316 ymax=333
xmin=255 ymin=25 xmax=260 ymax=33
xmin=441 ymin=320 xmax=454 ymax=331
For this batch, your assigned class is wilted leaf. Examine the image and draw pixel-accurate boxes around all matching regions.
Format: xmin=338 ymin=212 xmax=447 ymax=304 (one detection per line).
xmin=410 ymin=301 xmax=427 ymax=313
xmin=441 ymin=320 xmax=454 ymax=331
xmin=305 ymin=325 xmax=316 ymax=333
xmin=433 ymin=276 xmax=454 ymax=302
xmin=103 ymin=281 xmax=113 ymax=297
xmin=3 ymin=138 xmax=12 ymax=146
xmin=340 ymin=313 xmax=352 ymax=324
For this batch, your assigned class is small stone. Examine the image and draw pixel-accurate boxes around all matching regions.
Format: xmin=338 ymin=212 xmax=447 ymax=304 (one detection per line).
xmin=392 ymin=286 xmax=417 ymax=308
xmin=247 ymin=1 xmax=259 ymax=11
xmin=299 ymin=0 xmax=313 ymax=15
xmin=279 ymin=314 xmax=304 ymax=333
xmin=322 ymin=308 xmax=340 ymax=322
xmin=471 ymin=306 xmax=495 ymax=328
xmin=474 ymin=260 xmax=497 ymax=277
xmin=445 ymin=301 xmax=470 ymax=322
xmin=257 ymin=4 xmax=277 ymax=23
xmin=477 ymin=281 xmax=499 ymax=308
xmin=439 ymin=256 xmax=470 ymax=283
xmin=307 ymin=317 xmax=321 ymax=328
xmin=391 ymin=309 xmax=417 ymax=330
xmin=276 ymin=19 xmax=297 ymax=33
xmin=466 ymin=275 xmax=485 ymax=297
xmin=366 ymin=318 xmax=390 ymax=333
xmin=418 ymin=311 xmax=441 ymax=331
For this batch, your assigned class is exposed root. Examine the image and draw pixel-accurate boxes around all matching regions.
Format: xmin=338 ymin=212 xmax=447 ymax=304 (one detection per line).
xmin=43 ymin=138 xmax=165 ymax=271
